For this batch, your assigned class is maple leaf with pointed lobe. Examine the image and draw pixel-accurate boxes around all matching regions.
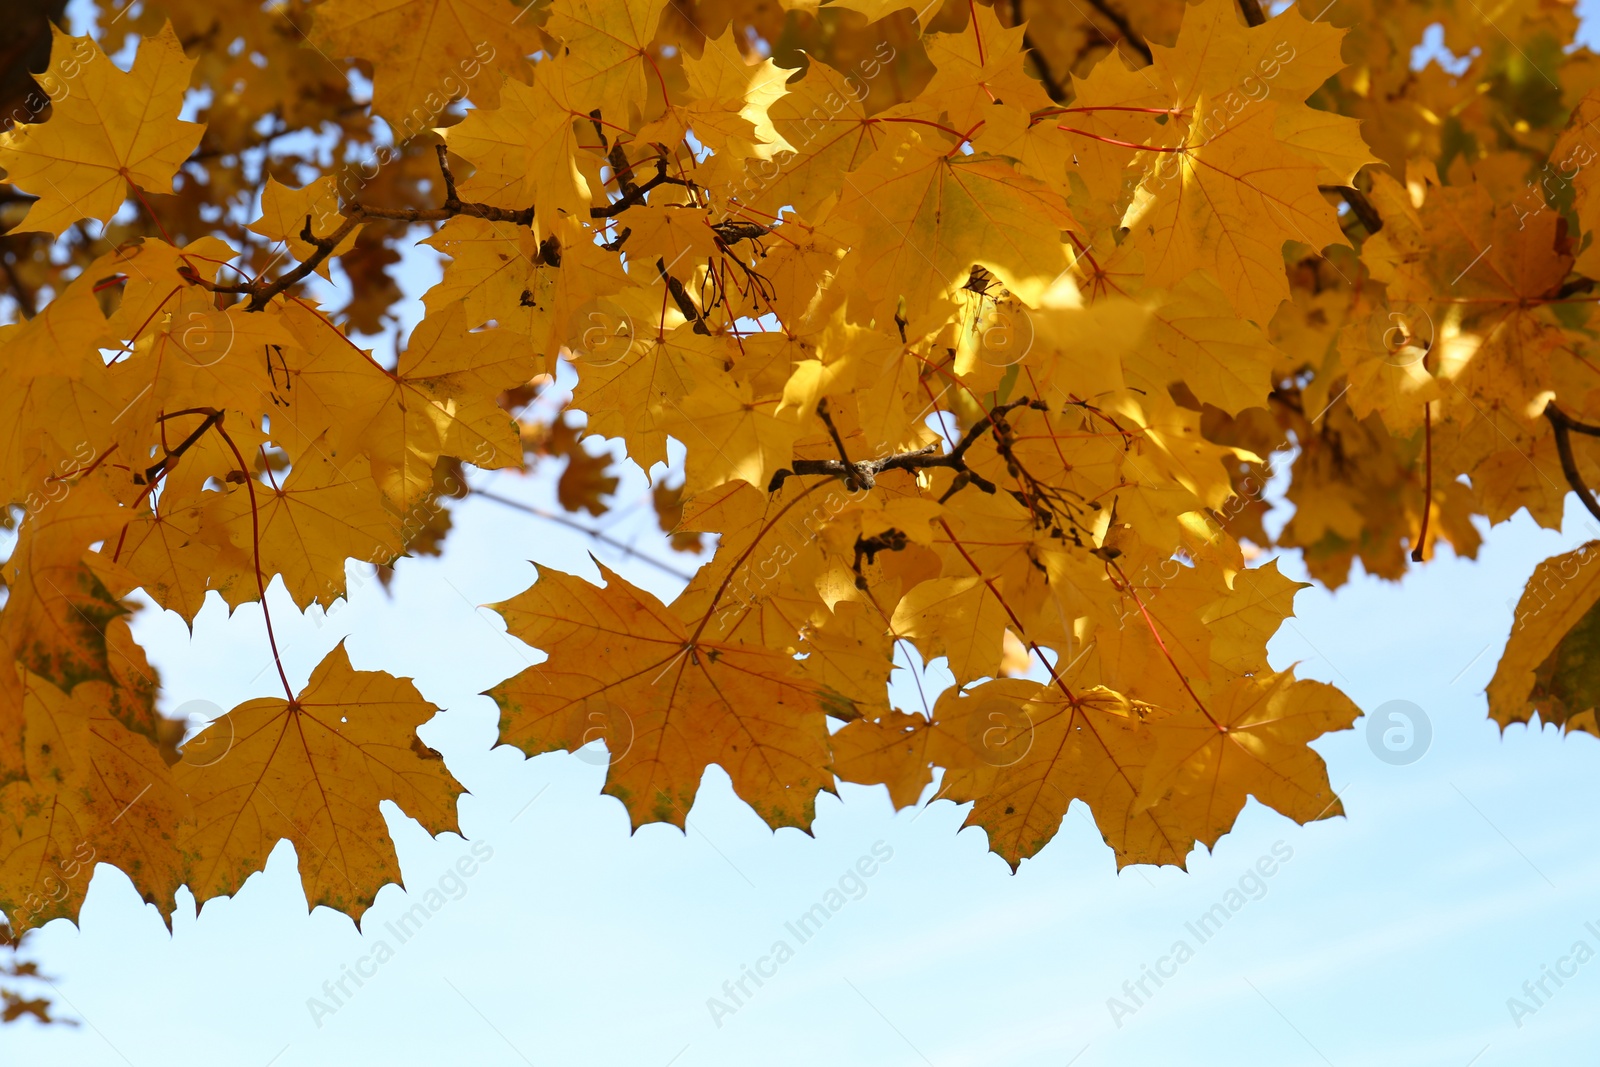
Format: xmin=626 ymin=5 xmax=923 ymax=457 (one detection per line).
xmin=488 ymin=563 xmax=835 ymax=831
xmin=0 ymin=24 xmax=203 ymax=237
xmin=175 ymin=644 xmax=464 ymax=919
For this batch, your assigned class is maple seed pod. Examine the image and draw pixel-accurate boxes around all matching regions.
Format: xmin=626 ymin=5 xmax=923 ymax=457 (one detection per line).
xmin=1364 ymin=699 xmax=1432 ymax=766
xmin=175 ymin=699 xmax=235 ymax=767
xmin=570 ymin=697 xmax=636 ymax=767
xmin=566 ymin=298 xmax=635 ymax=370
xmin=967 ymin=697 xmax=1035 ymax=768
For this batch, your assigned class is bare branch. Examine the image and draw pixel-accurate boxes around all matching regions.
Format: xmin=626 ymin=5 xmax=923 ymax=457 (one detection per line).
xmin=768 ymin=398 xmax=1046 ymax=493
xmin=1085 ymin=0 xmax=1153 ymax=65
xmin=1320 ymin=185 xmax=1384 ymax=234
xmin=659 ymin=257 xmax=710 ymax=334
xmin=1544 ymin=401 xmax=1600 ymax=526
xmin=470 ymin=488 xmax=697 ymax=581
xmin=187 ymin=139 xmax=694 ymax=311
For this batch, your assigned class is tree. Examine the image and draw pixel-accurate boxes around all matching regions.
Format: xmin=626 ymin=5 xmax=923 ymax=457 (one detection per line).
xmin=0 ymin=0 xmax=1595 ymax=1022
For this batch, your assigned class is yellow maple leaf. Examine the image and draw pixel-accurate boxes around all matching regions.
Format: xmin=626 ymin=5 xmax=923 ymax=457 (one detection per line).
xmin=829 ymin=709 xmax=935 ymax=810
xmin=313 ymin=0 xmax=537 ymax=130
xmin=753 ymin=57 xmax=892 ymax=219
xmin=889 ymin=575 xmax=1009 ymax=684
xmin=1131 ymin=274 xmax=1282 ymax=416
xmin=544 ymin=0 xmax=669 ymax=122
xmin=6 ymin=673 xmax=189 ymax=929
xmin=1489 ymin=541 xmax=1600 ymax=735
xmin=1135 ymin=669 xmax=1358 ymax=848
xmin=248 ymin=176 xmax=357 ymax=279
xmin=938 ymin=680 xmax=1198 ymax=869
xmin=0 ymin=485 xmax=127 ymax=691
xmin=488 ymin=563 xmax=835 ymax=830
xmin=0 ymin=23 xmax=204 ymax=237
xmin=638 ymin=31 xmax=792 ymax=160
xmin=440 ymin=56 xmax=595 ymax=233
xmin=661 ymin=374 xmax=804 ymax=493
xmin=921 ymin=5 xmax=1055 ymax=154
xmin=208 ymin=444 xmax=404 ymax=612
xmin=1123 ymin=100 xmax=1349 ymax=325
xmin=833 ymin=129 xmax=1077 ymax=330
xmin=175 ymin=643 xmax=463 ymax=919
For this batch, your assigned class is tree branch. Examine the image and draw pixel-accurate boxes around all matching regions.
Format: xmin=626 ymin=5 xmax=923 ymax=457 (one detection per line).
xmin=469 ymin=488 xmax=696 ymax=581
xmin=591 ymin=157 xmax=695 ymax=218
xmin=187 ymin=142 xmax=692 ymax=311
xmin=139 ymin=408 xmax=224 ymax=484
xmin=767 ymin=398 xmax=1045 ymax=492
xmin=1321 ymin=185 xmax=1384 ymax=234
xmin=816 ymin=398 xmax=869 ymax=490
xmin=1544 ymin=401 xmax=1600 ymax=525
xmin=659 ymin=257 xmax=710 ymax=333
xmin=1011 ymin=0 xmax=1067 ymax=102
xmin=1085 ymin=0 xmax=1153 ymax=65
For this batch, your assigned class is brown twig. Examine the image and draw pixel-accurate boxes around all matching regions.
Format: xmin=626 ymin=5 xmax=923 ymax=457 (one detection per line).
xmin=1412 ymin=401 xmax=1432 ymax=561
xmin=659 ymin=257 xmax=710 ymax=334
xmin=1085 ymin=0 xmax=1153 ymax=65
xmin=469 ymin=488 xmax=696 ymax=581
xmin=815 ymin=398 xmax=870 ymax=490
xmin=185 ymin=142 xmax=693 ymax=312
xmin=1011 ymin=0 xmax=1067 ymax=101
xmin=591 ymin=157 xmax=695 ymax=218
xmin=141 ymin=408 xmax=224 ymax=484
xmin=1545 ymin=401 xmax=1600 ymax=525
xmin=768 ymin=398 xmax=1044 ymax=492
xmin=1320 ymin=185 xmax=1384 ymax=234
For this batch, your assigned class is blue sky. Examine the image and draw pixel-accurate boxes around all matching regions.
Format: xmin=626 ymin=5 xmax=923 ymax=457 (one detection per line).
xmin=9 ymin=4 xmax=1600 ymax=1066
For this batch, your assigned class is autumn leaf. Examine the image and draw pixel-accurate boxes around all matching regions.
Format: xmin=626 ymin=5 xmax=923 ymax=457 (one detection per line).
xmin=248 ymin=177 xmax=357 ymax=279
xmin=0 ymin=485 xmax=127 ymax=691
xmin=1489 ymin=541 xmax=1600 ymax=735
xmin=4 ymin=0 xmax=1597 ymax=951
xmin=0 ymin=23 xmax=203 ymax=237
xmin=1134 ymin=670 xmax=1358 ymax=849
xmin=832 ymin=129 xmax=1077 ymax=329
xmin=829 ymin=709 xmax=936 ymax=810
xmin=313 ymin=0 xmax=537 ymax=129
xmin=174 ymin=643 xmax=464 ymax=919
xmin=1122 ymin=100 xmax=1349 ymax=326
xmin=937 ymin=681 xmax=1198 ymax=870
xmin=754 ymin=57 xmax=893 ymax=218
xmin=207 ymin=444 xmax=404 ymax=612
xmin=488 ymin=563 xmax=835 ymax=831
xmin=639 ymin=31 xmax=791 ymax=160
xmin=439 ymin=57 xmax=595 ymax=233
xmin=544 ymin=0 xmax=669 ymax=121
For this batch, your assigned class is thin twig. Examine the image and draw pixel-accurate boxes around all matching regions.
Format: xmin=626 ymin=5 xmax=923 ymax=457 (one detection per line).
xmin=659 ymin=258 xmax=710 ymax=334
xmin=1085 ymin=0 xmax=1153 ymax=65
xmin=184 ymin=140 xmax=695 ymax=312
xmin=768 ymin=397 xmax=1043 ymax=492
xmin=471 ymin=488 xmax=696 ymax=581
xmin=1412 ymin=401 xmax=1432 ymax=561
xmin=1545 ymin=401 xmax=1600 ymax=525
xmin=816 ymin=398 xmax=869 ymax=490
